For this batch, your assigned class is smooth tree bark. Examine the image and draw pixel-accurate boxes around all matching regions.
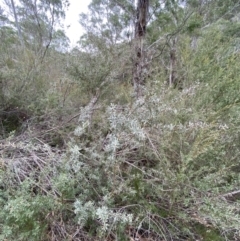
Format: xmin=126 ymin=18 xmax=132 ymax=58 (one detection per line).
xmin=133 ymin=0 xmax=149 ymax=98
xmin=169 ymin=37 xmax=178 ymax=86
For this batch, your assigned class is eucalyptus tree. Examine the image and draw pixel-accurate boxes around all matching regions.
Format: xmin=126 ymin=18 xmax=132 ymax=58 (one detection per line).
xmin=147 ymin=0 xmax=192 ymax=86
xmin=0 ymin=0 xmax=70 ymax=117
xmin=10 ymin=0 xmax=23 ymax=46
xmin=4 ymin=0 xmax=69 ymax=56
xmin=79 ymin=0 xmax=151 ymax=97
xmin=79 ymin=0 xmax=134 ymax=52
xmin=75 ymin=0 xmax=136 ymax=99
xmin=78 ymin=0 xmax=201 ymax=96
xmin=132 ymin=0 xmax=149 ymax=97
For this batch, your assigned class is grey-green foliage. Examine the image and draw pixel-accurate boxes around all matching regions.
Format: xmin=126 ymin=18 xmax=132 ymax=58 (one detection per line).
xmin=67 ymin=78 xmax=240 ymax=239
xmin=0 ymin=140 xmax=63 ymax=241
xmin=67 ymin=50 xmax=112 ymax=95
xmin=185 ymin=0 xmax=240 ymax=22
xmin=1 ymin=0 xmax=240 ymax=240
xmin=2 ymin=25 xmax=240 ymax=238
xmin=3 ymin=0 xmax=69 ymax=51
xmin=0 ymin=24 xmax=69 ymax=118
xmin=0 ymin=194 xmax=55 ymax=240
xmin=20 ymin=0 xmax=68 ymax=38
xmin=0 ymin=0 xmax=70 ymax=114
xmin=187 ymin=20 xmax=240 ymax=110
xmin=80 ymin=0 xmax=134 ymax=45
xmin=1 ymin=50 xmax=240 ymax=240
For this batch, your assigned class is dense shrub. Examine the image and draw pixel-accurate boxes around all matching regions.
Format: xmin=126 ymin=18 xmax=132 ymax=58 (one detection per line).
xmin=1 ymin=11 xmax=240 ymax=241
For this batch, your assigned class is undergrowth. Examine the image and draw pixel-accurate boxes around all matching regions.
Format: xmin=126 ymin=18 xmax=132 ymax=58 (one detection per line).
xmin=1 ymin=79 xmax=240 ymax=240
xmin=0 ymin=18 xmax=240 ymax=241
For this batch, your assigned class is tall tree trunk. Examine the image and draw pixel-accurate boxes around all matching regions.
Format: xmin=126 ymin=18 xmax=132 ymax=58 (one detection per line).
xmin=133 ymin=0 xmax=149 ymax=98
xmin=169 ymin=37 xmax=177 ymax=86
xmin=10 ymin=0 xmax=23 ymax=47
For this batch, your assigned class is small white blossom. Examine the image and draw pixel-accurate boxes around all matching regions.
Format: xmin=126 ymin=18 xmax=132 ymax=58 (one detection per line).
xmin=70 ymin=145 xmax=80 ymax=160
xmin=96 ymin=206 xmax=110 ymax=231
xmin=74 ymin=121 xmax=90 ymax=136
xmin=104 ymin=134 xmax=119 ymax=153
xmin=74 ymin=200 xmax=95 ymax=227
xmin=219 ymin=124 xmax=229 ymax=130
xmin=129 ymin=119 xmax=145 ymax=140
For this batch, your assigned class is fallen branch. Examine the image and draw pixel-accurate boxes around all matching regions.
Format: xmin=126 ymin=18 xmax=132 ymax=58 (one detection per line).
xmin=220 ymin=190 xmax=240 ymax=201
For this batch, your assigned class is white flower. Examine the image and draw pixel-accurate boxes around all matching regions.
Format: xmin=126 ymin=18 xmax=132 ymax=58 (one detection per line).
xmin=96 ymin=206 xmax=110 ymax=231
xmin=74 ymin=121 xmax=90 ymax=136
xmin=70 ymin=145 xmax=80 ymax=160
xmin=129 ymin=119 xmax=145 ymax=140
xmin=104 ymin=134 xmax=119 ymax=153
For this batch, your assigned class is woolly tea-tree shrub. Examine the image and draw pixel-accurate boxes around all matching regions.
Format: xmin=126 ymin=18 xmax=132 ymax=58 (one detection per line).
xmin=69 ymin=78 xmax=240 ymax=240
xmin=65 ymin=14 xmax=240 ymax=240
xmin=1 ymin=0 xmax=240 ymax=241
xmin=2 ymin=75 xmax=240 ymax=240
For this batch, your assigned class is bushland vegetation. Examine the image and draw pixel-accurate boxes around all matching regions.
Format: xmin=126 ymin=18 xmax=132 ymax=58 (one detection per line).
xmin=1 ymin=0 xmax=240 ymax=240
